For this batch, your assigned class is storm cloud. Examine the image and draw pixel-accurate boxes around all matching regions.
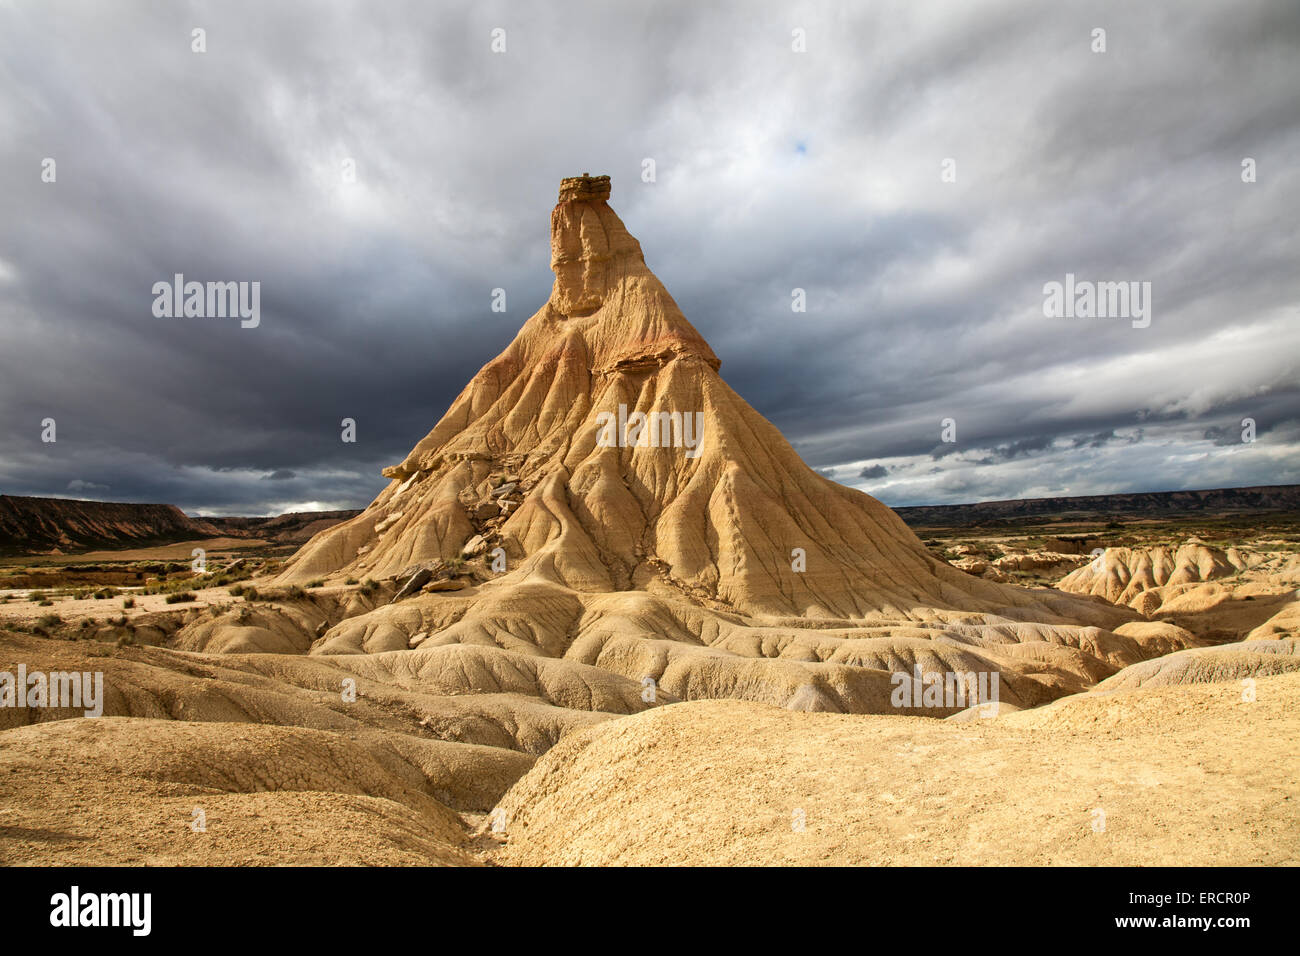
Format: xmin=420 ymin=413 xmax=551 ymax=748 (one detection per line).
xmin=1 ymin=0 xmax=1297 ymax=513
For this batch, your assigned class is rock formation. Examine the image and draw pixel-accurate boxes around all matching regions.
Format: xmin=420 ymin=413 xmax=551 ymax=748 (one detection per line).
xmin=1057 ymin=540 xmax=1251 ymax=614
xmin=270 ymin=174 xmax=1153 ymax=714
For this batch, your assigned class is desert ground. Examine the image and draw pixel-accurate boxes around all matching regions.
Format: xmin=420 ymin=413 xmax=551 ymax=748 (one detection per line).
xmin=2 ymin=518 xmax=1296 ymax=867
xmin=2 ymin=176 xmax=1296 ymax=867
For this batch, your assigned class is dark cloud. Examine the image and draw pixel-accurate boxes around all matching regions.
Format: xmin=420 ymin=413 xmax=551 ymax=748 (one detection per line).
xmin=1 ymin=0 xmax=1297 ymax=514
xmin=1073 ymin=430 xmax=1117 ymax=448
xmin=982 ymin=435 xmax=1056 ymax=463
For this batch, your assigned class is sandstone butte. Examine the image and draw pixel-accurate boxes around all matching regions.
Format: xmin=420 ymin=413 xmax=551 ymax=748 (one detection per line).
xmin=270 ymin=173 xmax=1184 ymax=716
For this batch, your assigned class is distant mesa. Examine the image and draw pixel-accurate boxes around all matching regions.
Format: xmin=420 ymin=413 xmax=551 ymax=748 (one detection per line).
xmin=895 ymin=485 xmax=1300 ymax=529
xmin=0 ymin=495 xmax=216 ymax=556
xmin=0 ymin=494 xmax=358 ymax=556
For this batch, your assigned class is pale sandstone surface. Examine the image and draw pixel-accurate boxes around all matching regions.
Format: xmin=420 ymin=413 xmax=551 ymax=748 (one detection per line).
xmin=493 ymin=673 xmax=1300 ymax=867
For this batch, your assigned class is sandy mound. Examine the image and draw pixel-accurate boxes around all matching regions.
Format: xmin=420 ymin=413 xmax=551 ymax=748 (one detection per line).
xmin=1057 ymin=541 xmax=1245 ymax=610
xmin=491 ymin=673 xmax=1300 ymax=866
xmin=0 ymin=632 xmax=583 ymax=807
xmin=1247 ymin=598 xmax=1300 ymax=640
xmin=1110 ymin=620 xmax=1202 ymax=656
xmin=1052 ymin=539 xmax=1299 ymax=646
xmin=1090 ymin=637 xmax=1300 ymax=692
xmin=0 ymin=718 xmax=477 ymax=865
xmin=294 ymin=581 xmax=1148 ymax=715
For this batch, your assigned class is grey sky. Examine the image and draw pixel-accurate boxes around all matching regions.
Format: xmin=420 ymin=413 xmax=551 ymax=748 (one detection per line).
xmin=1 ymin=0 xmax=1297 ymax=514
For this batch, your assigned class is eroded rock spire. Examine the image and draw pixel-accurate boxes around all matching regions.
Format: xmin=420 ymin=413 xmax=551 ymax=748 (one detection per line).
xmin=549 ymin=173 xmax=642 ymax=317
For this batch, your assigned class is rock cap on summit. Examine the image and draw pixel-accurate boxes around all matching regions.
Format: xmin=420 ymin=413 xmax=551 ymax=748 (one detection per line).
xmin=559 ymin=173 xmax=612 ymax=203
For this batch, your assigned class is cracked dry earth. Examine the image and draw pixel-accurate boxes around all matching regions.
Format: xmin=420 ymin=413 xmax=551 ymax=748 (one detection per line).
xmin=2 ymin=176 xmax=1297 ymax=865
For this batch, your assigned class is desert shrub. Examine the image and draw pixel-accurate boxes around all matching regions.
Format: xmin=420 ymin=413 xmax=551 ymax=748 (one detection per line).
xmin=38 ymin=599 xmax=54 ymax=607
xmin=122 ymin=597 xmax=135 ymax=609
xmin=306 ymin=579 xmax=324 ymax=588
xmin=344 ymin=577 xmax=359 ymax=585
xmin=27 ymin=591 xmax=46 ymax=602
xmin=164 ymin=592 xmax=196 ymax=604
xmin=359 ymin=579 xmax=379 ymax=595
xmin=37 ymin=613 xmax=61 ymax=628
xmin=241 ymin=586 xmax=259 ymax=601
xmin=286 ymin=585 xmax=307 ymax=599
xmin=229 ymin=583 xmax=246 ymax=597
xmin=145 ymin=575 xmax=204 ymax=596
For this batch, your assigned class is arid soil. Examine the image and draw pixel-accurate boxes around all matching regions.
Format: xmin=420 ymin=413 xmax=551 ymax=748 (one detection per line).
xmin=493 ymin=672 xmax=1299 ymax=866
xmin=0 ymin=579 xmax=1294 ymax=866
